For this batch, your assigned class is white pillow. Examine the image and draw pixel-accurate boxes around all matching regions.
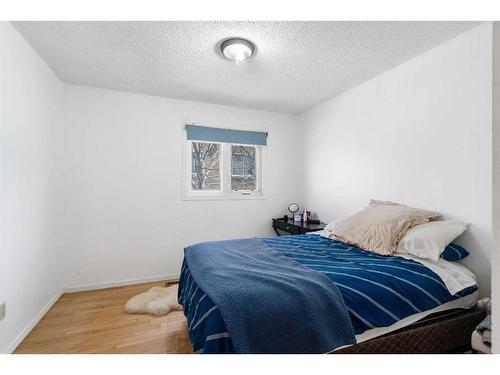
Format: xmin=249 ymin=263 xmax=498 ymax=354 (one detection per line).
xmin=325 ymin=218 xmax=344 ymax=232
xmin=396 ymin=221 xmax=468 ymax=261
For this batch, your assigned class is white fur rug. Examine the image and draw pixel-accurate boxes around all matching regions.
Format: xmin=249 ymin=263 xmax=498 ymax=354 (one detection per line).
xmin=124 ymin=285 xmax=183 ymax=316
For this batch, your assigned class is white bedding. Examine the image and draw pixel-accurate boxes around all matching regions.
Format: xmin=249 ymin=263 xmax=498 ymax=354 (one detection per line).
xmin=396 ymin=253 xmax=477 ymax=295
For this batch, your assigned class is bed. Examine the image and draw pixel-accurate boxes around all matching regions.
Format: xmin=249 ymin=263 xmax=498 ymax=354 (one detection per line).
xmin=178 ymin=233 xmax=480 ymax=354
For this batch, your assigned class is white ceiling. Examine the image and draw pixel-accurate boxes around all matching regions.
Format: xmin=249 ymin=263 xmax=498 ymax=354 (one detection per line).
xmin=13 ymin=21 xmax=481 ymax=114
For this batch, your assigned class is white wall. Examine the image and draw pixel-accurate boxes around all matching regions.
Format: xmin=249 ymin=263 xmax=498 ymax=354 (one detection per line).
xmin=492 ymin=21 xmax=500 ymax=354
xmin=297 ymin=23 xmax=493 ymax=297
xmin=63 ymin=85 xmax=301 ymax=289
xmin=0 ymin=22 xmax=65 ymax=352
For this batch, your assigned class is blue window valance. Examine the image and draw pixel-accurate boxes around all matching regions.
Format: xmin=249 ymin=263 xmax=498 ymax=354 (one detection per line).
xmin=186 ymin=125 xmax=267 ymax=146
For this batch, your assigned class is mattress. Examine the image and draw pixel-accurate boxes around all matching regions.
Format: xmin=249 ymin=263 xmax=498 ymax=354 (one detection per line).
xmin=178 ymin=234 xmax=478 ymax=354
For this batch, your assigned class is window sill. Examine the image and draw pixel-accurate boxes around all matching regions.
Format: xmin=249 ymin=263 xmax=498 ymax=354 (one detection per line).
xmin=182 ymin=193 xmax=265 ymax=201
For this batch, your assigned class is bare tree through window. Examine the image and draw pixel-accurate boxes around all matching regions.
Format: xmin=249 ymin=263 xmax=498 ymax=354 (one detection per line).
xmin=231 ymin=145 xmax=256 ymax=191
xmin=191 ymin=142 xmax=221 ymax=190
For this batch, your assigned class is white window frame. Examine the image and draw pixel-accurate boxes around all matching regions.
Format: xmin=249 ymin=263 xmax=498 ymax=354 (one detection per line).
xmin=182 ymin=135 xmax=264 ymax=201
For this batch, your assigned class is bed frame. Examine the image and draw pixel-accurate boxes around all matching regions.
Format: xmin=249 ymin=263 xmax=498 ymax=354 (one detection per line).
xmin=333 ymin=307 xmax=486 ymax=354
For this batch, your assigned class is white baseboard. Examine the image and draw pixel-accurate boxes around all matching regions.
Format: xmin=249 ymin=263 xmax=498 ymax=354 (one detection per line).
xmin=64 ymin=273 xmax=180 ymax=293
xmin=4 ymin=273 xmax=180 ymax=353
xmin=4 ymin=290 xmax=64 ymax=354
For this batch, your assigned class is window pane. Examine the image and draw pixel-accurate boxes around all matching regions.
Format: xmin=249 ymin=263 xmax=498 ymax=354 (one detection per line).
xmin=231 ymin=145 xmax=256 ymax=191
xmin=191 ymin=142 xmax=221 ymax=190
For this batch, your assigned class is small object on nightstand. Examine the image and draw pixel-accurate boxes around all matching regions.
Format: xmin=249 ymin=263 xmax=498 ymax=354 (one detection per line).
xmin=272 ymin=218 xmax=326 ymax=236
xmin=288 ymin=203 xmax=299 ymax=217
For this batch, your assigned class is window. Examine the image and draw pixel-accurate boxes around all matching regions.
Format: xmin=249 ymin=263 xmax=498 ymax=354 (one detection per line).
xmin=231 ymin=145 xmax=256 ymax=191
xmin=183 ymin=125 xmax=265 ymax=200
xmin=191 ymin=142 xmax=221 ymax=191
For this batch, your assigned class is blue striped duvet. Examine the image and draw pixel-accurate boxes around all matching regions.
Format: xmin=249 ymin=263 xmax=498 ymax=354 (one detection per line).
xmin=178 ymin=234 xmax=477 ymax=354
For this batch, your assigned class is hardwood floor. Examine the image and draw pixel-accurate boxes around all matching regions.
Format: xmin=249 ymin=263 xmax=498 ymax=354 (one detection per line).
xmin=14 ymin=281 xmax=192 ymax=354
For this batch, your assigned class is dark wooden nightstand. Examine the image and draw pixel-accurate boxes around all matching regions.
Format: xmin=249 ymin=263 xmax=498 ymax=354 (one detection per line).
xmin=272 ymin=218 xmax=326 ymax=236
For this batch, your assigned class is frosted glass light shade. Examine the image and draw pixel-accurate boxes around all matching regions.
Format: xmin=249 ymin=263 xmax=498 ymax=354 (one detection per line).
xmin=220 ymin=38 xmax=255 ymax=63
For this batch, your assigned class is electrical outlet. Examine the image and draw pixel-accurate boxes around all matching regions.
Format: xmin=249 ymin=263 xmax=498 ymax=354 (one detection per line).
xmin=0 ymin=302 xmax=6 ymax=321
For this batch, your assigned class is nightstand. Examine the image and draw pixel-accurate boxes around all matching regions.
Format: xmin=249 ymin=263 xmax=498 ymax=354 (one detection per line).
xmin=272 ymin=218 xmax=326 ymax=236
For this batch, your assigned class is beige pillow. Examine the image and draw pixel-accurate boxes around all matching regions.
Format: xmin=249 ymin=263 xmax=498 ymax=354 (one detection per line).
xmin=331 ymin=199 xmax=440 ymax=256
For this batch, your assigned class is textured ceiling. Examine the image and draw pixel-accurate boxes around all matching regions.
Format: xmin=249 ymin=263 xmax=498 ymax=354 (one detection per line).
xmin=13 ymin=21 xmax=481 ymax=114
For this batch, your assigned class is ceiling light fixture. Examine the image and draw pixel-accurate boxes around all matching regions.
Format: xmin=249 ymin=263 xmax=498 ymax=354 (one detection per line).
xmin=220 ymin=37 xmax=255 ymax=65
